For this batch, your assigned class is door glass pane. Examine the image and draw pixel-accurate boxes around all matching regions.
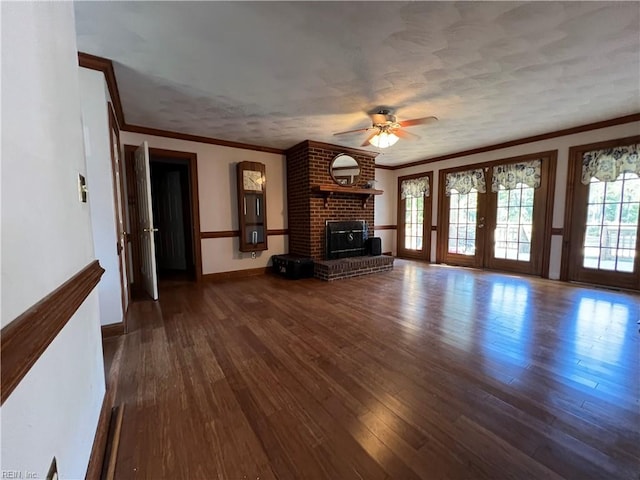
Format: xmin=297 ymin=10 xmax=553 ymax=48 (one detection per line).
xmin=583 ymin=173 xmax=639 ymax=273
xmin=403 ymin=195 xmax=424 ymax=251
xmin=448 ymin=189 xmax=477 ymax=255
xmin=493 ymin=183 xmax=534 ymax=262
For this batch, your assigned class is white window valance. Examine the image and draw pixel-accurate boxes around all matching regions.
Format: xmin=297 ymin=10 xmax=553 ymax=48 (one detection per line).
xmin=582 ymin=144 xmax=640 ymax=184
xmin=445 ymin=169 xmax=486 ymax=196
xmin=491 ymin=159 xmax=542 ymax=192
xmin=401 ymin=176 xmax=430 ymax=199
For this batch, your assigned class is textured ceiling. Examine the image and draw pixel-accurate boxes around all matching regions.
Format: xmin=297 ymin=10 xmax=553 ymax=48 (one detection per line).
xmin=74 ymin=1 xmax=640 ymax=165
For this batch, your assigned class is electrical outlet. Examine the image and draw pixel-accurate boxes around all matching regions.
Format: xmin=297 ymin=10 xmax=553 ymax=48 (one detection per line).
xmin=251 ymin=251 xmax=256 ymax=259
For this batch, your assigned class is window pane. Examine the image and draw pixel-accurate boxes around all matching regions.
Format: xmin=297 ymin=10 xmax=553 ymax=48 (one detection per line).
xmin=403 ymin=193 xmax=425 ymax=252
xmin=588 ymin=181 xmax=605 ymax=203
xmin=616 ymin=250 xmax=635 ymax=272
xmin=521 ymin=188 xmax=534 ymax=206
xmin=497 ymin=207 xmax=508 ymax=223
xmin=493 ymin=184 xmax=534 ymax=262
xmin=605 ymin=181 xmax=622 ymax=204
xmin=582 ymin=176 xmax=638 ymax=273
xmin=509 ymin=189 xmax=521 ymax=205
xmin=621 ymin=203 xmax=639 ymax=226
xmin=448 ymin=190 xmax=477 ymax=255
xmin=604 ymin=203 xmax=619 ymax=223
xmin=586 ymin=204 xmax=603 ymax=225
xmin=622 ymin=175 xmax=640 ymax=203
xmin=584 ymin=226 xmax=602 ymax=247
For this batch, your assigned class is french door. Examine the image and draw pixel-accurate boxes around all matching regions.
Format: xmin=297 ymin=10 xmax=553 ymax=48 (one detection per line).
xmin=564 ymin=137 xmax=640 ymax=290
xmin=397 ymin=172 xmax=432 ymax=260
xmin=437 ymin=152 xmax=555 ymax=276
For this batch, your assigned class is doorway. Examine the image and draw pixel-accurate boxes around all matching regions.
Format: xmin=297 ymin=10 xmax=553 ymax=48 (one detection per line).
xmin=437 ymin=151 xmax=556 ymax=277
xmin=124 ymin=145 xmax=202 ymax=296
xmin=562 ymin=136 xmax=640 ymax=290
xmin=397 ymin=172 xmax=433 ymax=260
xmin=150 ymin=158 xmax=194 ymax=281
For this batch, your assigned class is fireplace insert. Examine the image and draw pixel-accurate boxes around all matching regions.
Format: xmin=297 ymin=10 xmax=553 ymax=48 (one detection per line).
xmin=325 ymin=220 xmax=368 ymax=260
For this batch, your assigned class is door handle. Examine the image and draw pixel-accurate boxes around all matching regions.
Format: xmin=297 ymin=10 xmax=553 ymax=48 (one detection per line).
xmin=143 ymin=228 xmax=159 ymax=233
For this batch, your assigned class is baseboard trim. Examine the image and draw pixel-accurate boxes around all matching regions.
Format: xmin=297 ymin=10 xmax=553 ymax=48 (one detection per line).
xmin=102 ymin=405 xmax=125 ymax=480
xmin=101 ymin=323 xmax=125 ymax=339
xmin=202 ymin=267 xmax=269 ymax=282
xmin=86 ymin=334 xmax=124 ymax=480
xmin=1 ymin=260 xmax=104 ymax=405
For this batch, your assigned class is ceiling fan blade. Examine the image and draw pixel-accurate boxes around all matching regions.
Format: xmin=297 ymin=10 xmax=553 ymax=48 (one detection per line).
xmin=361 ymin=130 xmax=379 ymax=147
xmin=333 ymin=127 xmax=373 ymax=136
xmin=393 ymin=128 xmax=421 ymax=140
xmin=399 ymin=116 xmax=438 ymax=128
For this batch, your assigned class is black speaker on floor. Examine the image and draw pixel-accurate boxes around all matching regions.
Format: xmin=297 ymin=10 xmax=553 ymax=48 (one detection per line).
xmin=367 ymin=237 xmax=382 ymax=256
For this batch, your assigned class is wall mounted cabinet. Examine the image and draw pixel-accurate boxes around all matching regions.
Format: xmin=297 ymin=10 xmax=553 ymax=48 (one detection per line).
xmin=236 ymin=161 xmax=268 ymax=252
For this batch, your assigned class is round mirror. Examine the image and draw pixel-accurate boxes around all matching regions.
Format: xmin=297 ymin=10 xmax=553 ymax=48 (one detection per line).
xmin=330 ymin=154 xmax=361 ymax=186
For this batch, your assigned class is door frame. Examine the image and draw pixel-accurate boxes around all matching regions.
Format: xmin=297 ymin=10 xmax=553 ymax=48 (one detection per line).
xmin=396 ymin=171 xmax=433 ymax=261
xmin=561 ymin=135 xmax=640 ymax=289
xmin=436 ymin=150 xmax=556 ymax=278
xmin=124 ymin=145 xmax=203 ymax=287
xmin=107 ymin=104 xmax=131 ymax=324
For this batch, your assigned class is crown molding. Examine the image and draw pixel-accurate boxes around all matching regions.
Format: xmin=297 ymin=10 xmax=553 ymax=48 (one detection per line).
xmin=384 ymin=113 xmax=640 ymax=170
xmin=122 ymin=124 xmax=285 ymax=155
xmin=78 ymin=52 xmax=125 ymax=128
xmin=77 ymin=52 xmax=285 ymax=155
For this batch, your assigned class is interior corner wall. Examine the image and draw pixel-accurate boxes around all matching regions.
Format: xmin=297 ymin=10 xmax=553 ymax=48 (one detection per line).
xmin=374 ymin=168 xmax=397 ymax=255
xmin=1 ymin=2 xmax=105 ymax=478
xmin=285 ymin=142 xmax=311 ymax=257
xmin=119 ymin=131 xmax=288 ymax=274
xmin=389 ymin=120 xmax=640 ymax=279
xmin=79 ymin=67 xmax=123 ymax=326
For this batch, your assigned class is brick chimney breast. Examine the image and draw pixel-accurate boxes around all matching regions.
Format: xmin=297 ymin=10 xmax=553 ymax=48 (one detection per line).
xmin=285 ymin=141 xmax=378 ymax=261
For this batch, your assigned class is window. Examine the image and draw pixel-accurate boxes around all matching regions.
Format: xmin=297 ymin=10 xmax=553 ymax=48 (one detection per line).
xmin=494 ymin=184 xmax=534 ymax=262
xmin=583 ymin=173 xmax=639 ymax=272
xmin=564 ymin=137 xmax=640 ymax=290
xmin=447 ymin=189 xmax=477 ymax=255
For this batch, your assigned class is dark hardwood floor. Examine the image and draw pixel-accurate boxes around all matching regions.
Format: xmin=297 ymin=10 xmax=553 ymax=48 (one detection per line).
xmin=111 ymin=260 xmax=640 ymax=479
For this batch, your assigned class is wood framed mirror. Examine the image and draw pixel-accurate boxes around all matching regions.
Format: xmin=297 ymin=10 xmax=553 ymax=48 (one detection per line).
xmin=330 ymin=154 xmax=361 ymax=186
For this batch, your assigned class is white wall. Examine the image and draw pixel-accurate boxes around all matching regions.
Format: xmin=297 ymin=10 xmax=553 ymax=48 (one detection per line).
xmin=80 ymin=67 xmax=123 ymax=326
xmin=120 ymin=131 xmax=288 ymax=274
xmin=383 ymin=121 xmax=640 ymax=278
xmin=374 ymin=168 xmax=397 ymax=255
xmin=1 ymin=2 xmax=105 ymax=478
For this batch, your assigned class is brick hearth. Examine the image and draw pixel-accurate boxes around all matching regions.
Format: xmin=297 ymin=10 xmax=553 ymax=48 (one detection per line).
xmin=314 ymin=255 xmax=395 ymax=281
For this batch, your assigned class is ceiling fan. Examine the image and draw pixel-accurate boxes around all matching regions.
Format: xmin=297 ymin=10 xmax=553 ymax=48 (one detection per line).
xmin=333 ymin=108 xmax=438 ymax=148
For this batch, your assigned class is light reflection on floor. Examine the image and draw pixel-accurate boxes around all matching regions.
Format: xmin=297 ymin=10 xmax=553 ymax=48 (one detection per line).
xmin=573 ymin=296 xmax=631 ymax=365
xmin=398 ymin=263 xmax=639 ymax=391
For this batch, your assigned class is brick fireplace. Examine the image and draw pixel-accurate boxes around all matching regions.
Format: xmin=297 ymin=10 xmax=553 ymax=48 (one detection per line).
xmin=285 ymin=140 xmax=377 ymax=261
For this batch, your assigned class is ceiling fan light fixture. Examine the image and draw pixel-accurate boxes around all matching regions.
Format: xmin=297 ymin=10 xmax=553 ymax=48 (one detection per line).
xmin=370 ymin=131 xmax=399 ymax=148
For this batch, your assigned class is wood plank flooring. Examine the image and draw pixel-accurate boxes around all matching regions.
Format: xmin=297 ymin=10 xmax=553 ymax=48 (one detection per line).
xmin=111 ymin=261 xmax=640 ymax=479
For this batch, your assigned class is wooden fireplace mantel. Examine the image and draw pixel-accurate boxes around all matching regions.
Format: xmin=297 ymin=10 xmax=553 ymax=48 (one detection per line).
xmin=311 ymin=185 xmax=383 ymax=208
